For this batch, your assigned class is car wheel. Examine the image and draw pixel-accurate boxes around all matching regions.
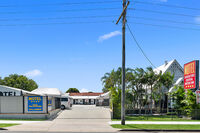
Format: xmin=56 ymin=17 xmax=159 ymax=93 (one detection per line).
xmin=61 ymin=105 xmax=65 ymax=110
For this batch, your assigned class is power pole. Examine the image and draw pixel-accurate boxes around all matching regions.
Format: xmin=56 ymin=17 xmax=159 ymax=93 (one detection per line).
xmin=116 ymin=0 xmax=130 ymax=125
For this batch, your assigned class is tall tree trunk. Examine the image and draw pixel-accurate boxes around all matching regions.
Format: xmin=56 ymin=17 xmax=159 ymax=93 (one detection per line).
xmin=139 ymin=93 xmax=142 ymax=115
xmin=161 ymin=92 xmax=164 ymax=114
xmin=167 ymin=93 xmax=169 ymax=113
xmin=159 ymin=95 xmax=162 ymax=114
xmin=150 ymin=85 xmax=153 ymax=114
xmin=159 ymin=87 xmax=162 ymax=114
xmin=144 ymin=87 xmax=147 ymax=115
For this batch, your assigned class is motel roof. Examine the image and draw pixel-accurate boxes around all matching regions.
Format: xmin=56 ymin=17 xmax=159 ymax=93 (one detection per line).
xmin=69 ymin=92 xmax=104 ymax=99
xmin=32 ymin=88 xmax=63 ymax=97
xmin=70 ymin=96 xmax=100 ymax=99
xmin=61 ymin=93 xmax=73 ymax=98
xmin=0 ymin=85 xmax=45 ymax=96
xmin=69 ymin=92 xmax=103 ymax=96
xmin=96 ymin=91 xmax=110 ymax=99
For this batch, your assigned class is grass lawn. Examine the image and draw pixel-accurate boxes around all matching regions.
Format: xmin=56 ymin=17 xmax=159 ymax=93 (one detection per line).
xmin=111 ymin=124 xmax=200 ymax=130
xmin=112 ymin=115 xmax=200 ymax=121
xmin=0 ymin=124 xmax=19 ymax=128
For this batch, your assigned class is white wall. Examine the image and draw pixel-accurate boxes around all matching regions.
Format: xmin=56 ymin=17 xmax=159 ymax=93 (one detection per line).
xmin=0 ymin=86 xmax=21 ymax=96
xmin=0 ymin=96 xmax=23 ymax=113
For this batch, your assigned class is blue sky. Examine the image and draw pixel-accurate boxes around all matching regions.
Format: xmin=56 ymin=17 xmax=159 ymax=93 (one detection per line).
xmin=0 ymin=0 xmax=200 ymax=93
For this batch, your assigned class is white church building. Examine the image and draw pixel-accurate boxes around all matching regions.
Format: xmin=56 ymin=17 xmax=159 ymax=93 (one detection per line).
xmin=154 ymin=59 xmax=184 ymax=88
xmin=153 ymin=59 xmax=184 ymax=109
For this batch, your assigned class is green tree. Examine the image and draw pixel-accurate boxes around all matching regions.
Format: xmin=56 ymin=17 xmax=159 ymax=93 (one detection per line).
xmin=66 ymin=88 xmax=80 ymax=93
xmin=101 ymin=70 xmax=117 ymax=93
xmin=146 ymin=67 xmax=158 ymax=114
xmin=109 ymin=87 xmax=121 ymax=119
xmin=131 ymin=68 xmax=145 ymax=114
xmin=154 ymin=71 xmax=165 ymax=113
xmin=101 ymin=67 xmax=133 ymax=92
xmin=102 ymin=68 xmax=134 ymax=118
xmin=171 ymin=85 xmax=185 ymax=110
xmin=162 ymin=72 xmax=174 ymax=112
xmin=182 ymin=89 xmax=199 ymax=116
xmin=0 ymin=77 xmax=3 ymax=85
xmin=171 ymin=86 xmax=200 ymax=117
xmin=0 ymin=74 xmax=38 ymax=91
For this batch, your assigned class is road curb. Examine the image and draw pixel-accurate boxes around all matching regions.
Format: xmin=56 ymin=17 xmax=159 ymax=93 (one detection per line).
xmin=0 ymin=128 xmax=7 ymax=130
xmin=120 ymin=129 xmax=200 ymax=132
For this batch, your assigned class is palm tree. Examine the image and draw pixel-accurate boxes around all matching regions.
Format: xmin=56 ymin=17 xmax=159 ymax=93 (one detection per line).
xmin=101 ymin=69 xmax=117 ymax=92
xmin=132 ymin=68 xmax=146 ymax=114
xmin=154 ymin=71 xmax=164 ymax=113
xmin=146 ymin=67 xmax=158 ymax=114
xmin=101 ymin=67 xmax=133 ymax=92
xmin=102 ymin=67 xmax=134 ymax=118
xmin=161 ymin=72 xmax=174 ymax=113
xmin=109 ymin=87 xmax=121 ymax=118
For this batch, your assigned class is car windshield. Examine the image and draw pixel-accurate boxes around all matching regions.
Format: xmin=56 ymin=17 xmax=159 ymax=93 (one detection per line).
xmin=61 ymin=98 xmax=68 ymax=101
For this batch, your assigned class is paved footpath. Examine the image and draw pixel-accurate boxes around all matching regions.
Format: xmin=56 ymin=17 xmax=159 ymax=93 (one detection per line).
xmin=0 ymin=121 xmax=41 ymax=124
xmin=5 ymin=105 xmax=117 ymax=132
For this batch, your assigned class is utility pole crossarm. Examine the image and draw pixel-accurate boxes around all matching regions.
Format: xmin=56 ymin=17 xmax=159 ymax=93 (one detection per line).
xmin=116 ymin=1 xmax=130 ymax=25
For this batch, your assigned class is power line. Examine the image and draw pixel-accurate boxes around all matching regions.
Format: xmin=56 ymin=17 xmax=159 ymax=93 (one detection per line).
xmin=0 ymin=15 xmax=117 ymax=21
xmin=126 ymin=23 xmax=156 ymax=68
xmin=128 ymin=22 xmax=200 ymax=31
xmin=0 ymin=8 xmax=120 ymax=15
xmin=133 ymin=1 xmax=200 ymax=11
xmin=128 ymin=16 xmax=200 ymax=26
xmin=0 ymin=21 xmax=113 ymax=27
xmin=129 ymin=8 xmax=197 ymax=18
xmin=0 ymin=1 xmax=121 ymax=8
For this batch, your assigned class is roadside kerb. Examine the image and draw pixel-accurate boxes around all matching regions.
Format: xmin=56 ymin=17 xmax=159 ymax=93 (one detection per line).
xmin=0 ymin=120 xmax=43 ymax=124
xmin=120 ymin=129 xmax=200 ymax=132
xmin=109 ymin=121 xmax=200 ymax=124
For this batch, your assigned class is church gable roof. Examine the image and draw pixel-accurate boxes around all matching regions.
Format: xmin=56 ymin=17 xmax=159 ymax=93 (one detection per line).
xmin=154 ymin=59 xmax=183 ymax=74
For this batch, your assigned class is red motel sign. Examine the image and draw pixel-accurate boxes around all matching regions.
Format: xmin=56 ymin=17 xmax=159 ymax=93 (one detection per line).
xmin=184 ymin=60 xmax=199 ymax=90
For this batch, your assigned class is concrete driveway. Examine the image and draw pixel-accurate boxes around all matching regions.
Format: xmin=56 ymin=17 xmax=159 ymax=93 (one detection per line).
xmin=6 ymin=105 xmax=117 ymax=132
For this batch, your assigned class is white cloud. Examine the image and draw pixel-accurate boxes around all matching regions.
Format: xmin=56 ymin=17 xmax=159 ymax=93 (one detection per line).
xmin=80 ymin=88 xmax=89 ymax=92
xmin=195 ymin=16 xmax=200 ymax=24
xmin=98 ymin=30 xmax=121 ymax=42
xmin=24 ymin=69 xmax=42 ymax=77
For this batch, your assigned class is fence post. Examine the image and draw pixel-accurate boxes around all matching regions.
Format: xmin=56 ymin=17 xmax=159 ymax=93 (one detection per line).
xmin=46 ymin=96 xmax=48 ymax=114
xmin=23 ymin=96 xmax=25 ymax=114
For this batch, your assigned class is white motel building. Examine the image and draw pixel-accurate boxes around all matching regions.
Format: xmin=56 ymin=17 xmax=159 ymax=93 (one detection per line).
xmin=69 ymin=92 xmax=110 ymax=106
xmin=69 ymin=92 xmax=103 ymax=105
xmin=0 ymin=86 xmax=66 ymax=119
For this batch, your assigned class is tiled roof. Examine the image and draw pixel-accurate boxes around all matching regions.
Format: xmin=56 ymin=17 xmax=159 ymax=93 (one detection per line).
xmin=69 ymin=92 xmax=103 ymax=96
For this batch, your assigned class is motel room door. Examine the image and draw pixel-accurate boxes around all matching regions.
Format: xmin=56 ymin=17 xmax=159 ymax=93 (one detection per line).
xmin=89 ymin=99 xmax=91 ymax=105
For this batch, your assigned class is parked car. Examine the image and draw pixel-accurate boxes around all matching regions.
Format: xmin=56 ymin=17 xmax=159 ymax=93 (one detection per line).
xmin=61 ymin=94 xmax=72 ymax=110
